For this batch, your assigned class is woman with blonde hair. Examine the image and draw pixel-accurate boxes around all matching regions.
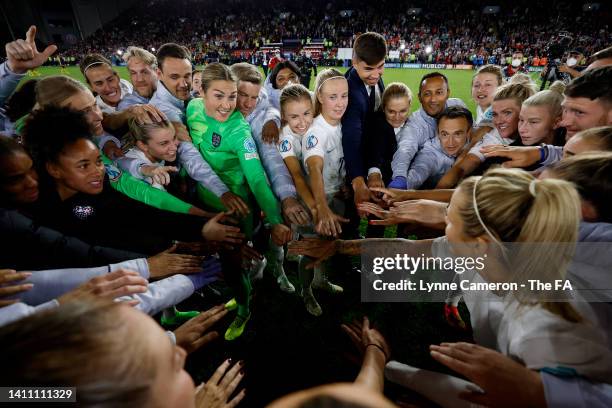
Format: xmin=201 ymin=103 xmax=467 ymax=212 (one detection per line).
xmin=507 ymin=72 xmax=537 ymax=91
xmin=296 ymin=68 xmax=351 ymax=316
xmin=385 ymin=168 xmax=611 ymax=406
xmin=473 ymin=82 xmax=536 ymax=149
xmin=563 ymin=126 xmax=612 ymax=158
xmin=121 ymin=119 xmax=180 ymax=190
xmin=120 ymin=118 xmax=243 ymax=209
xmin=290 ymin=167 xmax=612 ymax=406
xmin=0 ymin=297 xmax=246 ymax=408
xmin=519 ymin=81 xmax=566 ymax=146
xmin=278 ymin=83 xmax=316 ymax=215
xmin=364 ymin=82 xmax=413 ymax=189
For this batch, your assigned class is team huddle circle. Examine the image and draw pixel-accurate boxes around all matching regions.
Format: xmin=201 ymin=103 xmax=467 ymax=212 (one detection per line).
xmin=0 ymin=4 xmax=611 ymax=407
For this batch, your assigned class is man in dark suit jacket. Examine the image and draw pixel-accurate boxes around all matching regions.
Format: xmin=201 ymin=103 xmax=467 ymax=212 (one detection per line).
xmin=341 ymin=32 xmax=387 ymax=217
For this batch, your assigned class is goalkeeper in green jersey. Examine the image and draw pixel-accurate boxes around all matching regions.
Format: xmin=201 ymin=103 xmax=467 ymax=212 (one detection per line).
xmin=187 ymin=63 xmax=292 ymax=340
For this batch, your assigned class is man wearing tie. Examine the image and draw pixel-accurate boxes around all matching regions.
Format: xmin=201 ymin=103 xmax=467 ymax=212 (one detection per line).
xmin=342 ymin=32 xmax=387 ymax=223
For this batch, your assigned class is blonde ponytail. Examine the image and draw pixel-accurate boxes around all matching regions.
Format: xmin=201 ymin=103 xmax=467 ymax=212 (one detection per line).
xmin=523 ymin=81 xmax=565 ymax=120
xmin=458 ymin=168 xmax=582 ymax=321
xmin=547 ymin=80 xmax=566 ymax=95
xmin=507 ymin=73 xmax=537 ymax=93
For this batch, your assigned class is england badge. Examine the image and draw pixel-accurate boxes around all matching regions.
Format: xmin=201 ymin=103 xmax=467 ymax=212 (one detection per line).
xmin=212 ymin=132 xmax=222 ymax=147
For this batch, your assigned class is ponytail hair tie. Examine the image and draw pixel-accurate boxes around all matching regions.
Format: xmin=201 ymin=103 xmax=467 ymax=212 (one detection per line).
xmin=528 ymin=179 xmax=537 ymax=198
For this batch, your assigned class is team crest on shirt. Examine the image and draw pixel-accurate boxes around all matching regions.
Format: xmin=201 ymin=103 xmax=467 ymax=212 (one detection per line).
xmin=73 ymin=205 xmax=95 ymax=220
xmin=243 ymin=137 xmax=259 ymax=160
xmin=244 ymin=137 xmax=257 ymax=153
xmin=279 ymin=140 xmax=292 ymax=153
xmin=212 ymin=132 xmax=222 ymax=147
xmin=104 ymin=163 xmax=121 ymax=182
xmin=306 ymin=134 xmax=318 ymax=150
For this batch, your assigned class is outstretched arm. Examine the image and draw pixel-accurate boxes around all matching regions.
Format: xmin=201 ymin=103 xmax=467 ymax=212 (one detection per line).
xmin=370 ymin=187 xmax=454 ymax=205
xmin=359 ymin=199 xmax=447 ymax=230
xmin=435 ymin=153 xmax=482 ymax=189
xmin=288 ymin=237 xmax=434 ymax=268
xmin=480 ymin=144 xmax=562 ymax=168
xmin=430 ymin=342 xmax=547 ymax=408
xmin=102 ymin=104 xmax=166 ymax=131
xmin=305 ymin=156 xmax=348 ymax=237
xmin=235 ymin=133 xmax=283 ymax=225
xmin=178 ymin=141 xmax=230 ymax=197
xmin=252 ymin=127 xmax=297 ymax=201
xmin=342 ymin=317 xmax=390 ymax=392
xmin=284 ymin=156 xmax=316 ymax=217
xmin=103 ymin=155 xmax=195 ymax=214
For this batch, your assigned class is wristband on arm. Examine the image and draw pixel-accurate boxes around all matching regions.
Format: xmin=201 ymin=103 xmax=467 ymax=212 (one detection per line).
xmin=388 ymin=176 xmax=407 ymax=190
xmin=538 ymin=145 xmax=548 ymax=164
xmin=366 ymin=343 xmax=389 ymax=361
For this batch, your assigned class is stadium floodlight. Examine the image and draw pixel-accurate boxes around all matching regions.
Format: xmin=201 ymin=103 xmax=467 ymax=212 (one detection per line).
xmin=583 ymin=3 xmax=600 ymax=11
xmin=483 ymin=6 xmax=500 ymax=14
xmin=425 ymin=45 xmax=433 ymax=54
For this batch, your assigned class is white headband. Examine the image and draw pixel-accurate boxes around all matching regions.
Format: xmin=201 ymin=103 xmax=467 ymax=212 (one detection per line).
xmin=316 ymin=75 xmax=347 ymax=94
xmin=472 ymin=176 xmax=502 ymax=247
xmin=83 ymin=61 xmax=109 ymax=73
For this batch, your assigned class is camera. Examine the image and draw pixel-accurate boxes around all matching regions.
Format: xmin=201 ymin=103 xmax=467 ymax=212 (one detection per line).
xmin=545 ymin=34 xmax=573 ymax=60
xmin=540 ymin=33 xmax=574 ymax=90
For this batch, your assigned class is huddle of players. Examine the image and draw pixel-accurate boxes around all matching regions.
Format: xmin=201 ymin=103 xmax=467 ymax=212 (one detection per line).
xmin=20 ymin=30 xmax=612 ymax=343
xmin=2 ymin=24 xmax=612 ymax=407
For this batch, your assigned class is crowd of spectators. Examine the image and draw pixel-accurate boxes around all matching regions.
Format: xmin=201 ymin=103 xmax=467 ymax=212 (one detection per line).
xmin=51 ymin=0 xmax=609 ymax=66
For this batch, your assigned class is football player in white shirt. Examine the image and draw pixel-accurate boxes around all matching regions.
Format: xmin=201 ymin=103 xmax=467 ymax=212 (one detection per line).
xmin=278 ymin=84 xmax=316 ymax=215
xmin=299 ymin=69 xmax=350 ymax=316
